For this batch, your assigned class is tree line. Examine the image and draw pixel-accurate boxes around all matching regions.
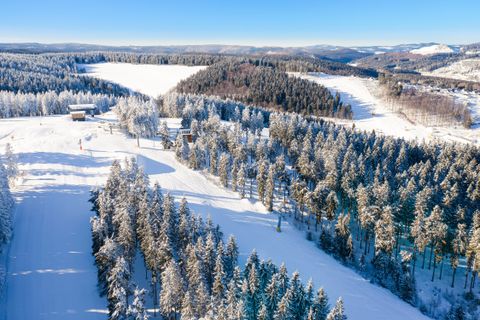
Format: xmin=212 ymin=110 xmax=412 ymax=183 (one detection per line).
xmin=163 ymin=92 xmax=480 ymax=319
xmin=0 ymin=90 xmax=116 ymax=118
xmin=0 ymin=53 xmax=130 ymax=95
xmin=0 ymin=144 xmax=17 ymax=253
xmin=90 ymin=158 xmax=347 ymax=320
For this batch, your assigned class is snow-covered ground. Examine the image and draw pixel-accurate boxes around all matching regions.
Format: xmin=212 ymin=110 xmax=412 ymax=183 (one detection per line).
xmin=410 ymin=44 xmax=454 ymax=55
xmin=422 ymin=58 xmax=480 ymax=82
xmin=80 ymin=63 xmax=206 ymax=98
xmin=0 ymin=113 xmax=430 ymax=320
xmin=295 ymin=72 xmax=480 ymax=145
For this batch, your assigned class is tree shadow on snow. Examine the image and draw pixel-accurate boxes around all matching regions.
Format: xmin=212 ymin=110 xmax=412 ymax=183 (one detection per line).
xmin=18 ymin=152 xmax=112 ymax=168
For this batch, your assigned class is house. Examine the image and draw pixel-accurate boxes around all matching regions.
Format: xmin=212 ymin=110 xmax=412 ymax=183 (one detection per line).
xmin=70 ymin=111 xmax=86 ymax=121
xmin=68 ymin=104 xmax=97 ymax=121
xmin=179 ymin=128 xmax=193 ymax=143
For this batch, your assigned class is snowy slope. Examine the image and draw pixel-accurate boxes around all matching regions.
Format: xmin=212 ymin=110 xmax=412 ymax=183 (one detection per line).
xmin=80 ymin=63 xmax=206 ymax=98
xmin=0 ymin=113 xmax=430 ymax=320
xmin=410 ymin=44 xmax=454 ymax=55
xmin=422 ymin=58 xmax=480 ymax=82
xmin=295 ymin=72 xmax=480 ymax=145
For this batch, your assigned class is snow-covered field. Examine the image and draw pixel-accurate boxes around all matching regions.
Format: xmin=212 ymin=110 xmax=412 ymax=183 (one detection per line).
xmin=422 ymin=58 xmax=480 ymax=82
xmin=410 ymin=44 xmax=454 ymax=55
xmin=0 ymin=113 xmax=430 ymax=320
xmin=295 ymin=72 xmax=480 ymax=145
xmin=80 ymin=63 xmax=206 ymax=97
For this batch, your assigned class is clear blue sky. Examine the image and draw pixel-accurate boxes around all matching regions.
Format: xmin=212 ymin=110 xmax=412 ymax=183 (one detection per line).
xmin=1 ymin=0 xmax=478 ymax=46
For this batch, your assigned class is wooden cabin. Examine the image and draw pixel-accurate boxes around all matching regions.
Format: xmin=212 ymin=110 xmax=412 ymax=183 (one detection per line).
xmin=70 ymin=111 xmax=86 ymax=121
xmin=68 ymin=104 xmax=97 ymax=121
xmin=179 ymin=128 xmax=193 ymax=143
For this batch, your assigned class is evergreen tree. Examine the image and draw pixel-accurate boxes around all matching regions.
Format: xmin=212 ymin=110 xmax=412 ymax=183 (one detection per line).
xmin=326 ymin=298 xmax=347 ymax=320
xmin=160 ymin=260 xmax=184 ymax=319
xmin=127 ymin=287 xmax=149 ymax=320
xmin=237 ymin=163 xmax=247 ymax=198
xmin=219 ymin=152 xmax=230 ymax=187
xmin=265 ymin=166 xmax=276 ymax=211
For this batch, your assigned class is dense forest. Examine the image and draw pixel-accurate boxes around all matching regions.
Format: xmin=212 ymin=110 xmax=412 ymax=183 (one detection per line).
xmin=175 ymin=61 xmax=352 ymax=119
xmin=90 ymin=158 xmax=347 ymax=320
xmin=0 ymin=53 xmax=130 ymax=95
xmin=160 ymin=92 xmax=480 ymax=319
xmin=71 ymin=52 xmax=377 ymax=78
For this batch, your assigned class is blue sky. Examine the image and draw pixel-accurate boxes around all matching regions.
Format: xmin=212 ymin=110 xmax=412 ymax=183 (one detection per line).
xmin=0 ymin=0 xmax=478 ymax=46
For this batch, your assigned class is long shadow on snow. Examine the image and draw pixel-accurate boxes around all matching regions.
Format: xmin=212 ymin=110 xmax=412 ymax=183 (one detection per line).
xmin=18 ymin=152 xmax=111 ymax=168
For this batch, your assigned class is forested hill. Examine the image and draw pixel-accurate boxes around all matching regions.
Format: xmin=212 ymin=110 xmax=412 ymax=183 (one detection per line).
xmin=0 ymin=53 xmax=130 ymax=95
xmin=175 ymin=60 xmax=353 ymax=118
xmin=71 ymin=52 xmax=377 ymax=77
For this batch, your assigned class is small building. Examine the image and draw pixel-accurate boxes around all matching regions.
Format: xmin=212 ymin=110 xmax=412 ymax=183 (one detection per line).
xmin=70 ymin=111 xmax=86 ymax=121
xmin=179 ymin=128 xmax=193 ymax=143
xmin=68 ymin=104 xmax=97 ymax=121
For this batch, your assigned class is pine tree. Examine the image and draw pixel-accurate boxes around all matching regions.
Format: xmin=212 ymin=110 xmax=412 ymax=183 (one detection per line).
xmin=244 ymin=264 xmax=261 ymax=320
xmin=264 ymin=274 xmax=280 ymax=320
xmin=225 ymin=235 xmax=239 ymax=280
xmin=219 ymin=153 xmax=230 ymax=187
xmin=311 ymin=288 xmax=329 ymax=320
xmin=212 ymin=253 xmax=227 ymax=306
xmin=180 ymin=290 xmax=196 ymax=320
xmin=425 ymin=205 xmax=447 ymax=281
xmin=450 ymin=223 xmax=467 ymax=287
xmin=237 ymin=163 xmax=246 ymax=198
xmin=265 ymin=166 xmax=276 ymax=211
xmin=3 ymin=143 xmax=18 ymax=186
xmin=108 ymin=256 xmax=131 ymax=320
xmin=326 ymin=298 xmax=346 ymax=320
xmin=127 ymin=287 xmax=149 ymax=320
xmin=257 ymin=160 xmax=269 ymax=203
xmin=160 ymin=260 xmax=184 ymax=319
xmin=159 ymin=121 xmax=171 ymax=149
xmin=466 ymin=212 xmax=480 ymax=293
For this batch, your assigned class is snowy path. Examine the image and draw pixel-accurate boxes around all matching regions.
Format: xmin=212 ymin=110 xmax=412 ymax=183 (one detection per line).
xmin=295 ymin=72 xmax=480 ymax=145
xmin=0 ymin=114 xmax=430 ymax=320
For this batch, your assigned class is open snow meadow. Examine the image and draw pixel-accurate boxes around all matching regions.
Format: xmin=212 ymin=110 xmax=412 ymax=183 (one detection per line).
xmin=80 ymin=63 xmax=206 ymax=97
xmin=0 ymin=63 xmax=431 ymax=319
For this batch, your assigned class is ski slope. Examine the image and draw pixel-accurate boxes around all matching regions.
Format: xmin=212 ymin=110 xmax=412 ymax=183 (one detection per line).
xmin=80 ymin=63 xmax=206 ymax=98
xmin=0 ymin=113 xmax=430 ymax=320
xmin=295 ymin=72 xmax=480 ymax=145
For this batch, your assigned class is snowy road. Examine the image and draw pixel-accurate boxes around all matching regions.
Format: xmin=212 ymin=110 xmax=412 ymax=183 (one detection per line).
xmin=0 ymin=114 xmax=430 ymax=320
xmin=295 ymin=72 xmax=480 ymax=145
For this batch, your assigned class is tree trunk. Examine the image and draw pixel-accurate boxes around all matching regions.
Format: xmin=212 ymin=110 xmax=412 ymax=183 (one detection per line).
xmin=470 ymin=272 xmax=477 ymax=293
xmin=412 ymin=250 xmax=417 ymax=275
xmin=464 ymin=269 xmax=469 ymax=289
xmin=470 ymin=272 xmax=477 ymax=292
xmin=428 ymin=244 xmax=433 ymax=269
xmin=422 ymin=247 xmax=426 ymax=269
xmin=451 ymin=267 xmax=457 ymax=288
xmin=439 ymin=257 xmax=444 ymax=280
xmin=431 ymin=258 xmax=436 ymax=282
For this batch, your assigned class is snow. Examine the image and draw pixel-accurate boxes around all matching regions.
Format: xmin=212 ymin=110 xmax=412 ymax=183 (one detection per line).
xmin=422 ymin=58 xmax=480 ymax=82
xmin=410 ymin=44 xmax=454 ymax=55
xmin=79 ymin=63 xmax=206 ymax=98
xmin=294 ymin=72 xmax=480 ymax=145
xmin=0 ymin=113 xmax=430 ymax=320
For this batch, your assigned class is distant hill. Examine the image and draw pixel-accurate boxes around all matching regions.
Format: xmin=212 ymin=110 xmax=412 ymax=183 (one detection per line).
xmin=410 ymin=44 xmax=455 ymax=55
xmin=0 ymin=41 xmax=475 ymax=62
